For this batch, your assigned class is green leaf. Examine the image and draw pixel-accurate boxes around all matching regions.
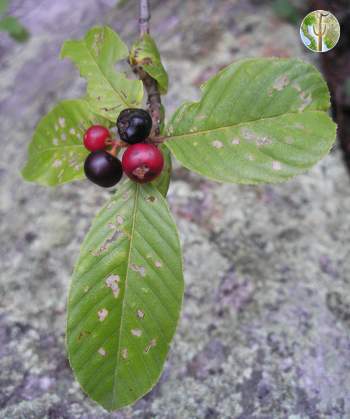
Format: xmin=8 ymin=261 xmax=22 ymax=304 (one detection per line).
xmin=0 ymin=0 xmax=9 ymax=16
xmin=151 ymin=144 xmax=172 ymax=197
xmin=67 ymin=181 xmax=184 ymax=411
xmin=22 ymin=99 xmax=110 ymax=186
xmin=61 ymin=26 xmax=143 ymax=121
xmin=165 ymin=58 xmax=336 ymax=184
xmin=0 ymin=16 xmax=29 ymax=42
xmin=130 ymin=34 xmax=168 ymax=94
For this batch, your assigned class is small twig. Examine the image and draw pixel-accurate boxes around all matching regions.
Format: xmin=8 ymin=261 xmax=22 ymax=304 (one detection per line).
xmin=106 ymin=139 xmax=129 ymax=158
xmin=131 ymin=0 xmax=162 ymax=138
xmin=139 ymin=0 xmax=151 ymax=36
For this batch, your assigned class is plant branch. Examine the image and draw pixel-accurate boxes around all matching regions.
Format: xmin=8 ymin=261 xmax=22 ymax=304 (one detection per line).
xmin=131 ymin=0 xmax=162 ymax=137
xmin=139 ymin=0 xmax=151 ymax=36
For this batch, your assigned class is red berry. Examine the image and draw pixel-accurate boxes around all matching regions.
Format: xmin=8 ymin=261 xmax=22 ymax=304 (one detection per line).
xmin=83 ymin=125 xmax=110 ymax=152
xmin=122 ymin=144 xmax=164 ymax=183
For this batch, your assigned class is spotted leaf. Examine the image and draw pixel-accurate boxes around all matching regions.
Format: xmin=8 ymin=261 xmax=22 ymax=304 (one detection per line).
xmin=165 ymin=58 xmax=336 ymax=184
xmin=67 ymin=181 xmax=184 ymax=411
xmin=21 ymin=99 xmax=110 ymax=186
xmin=61 ymin=26 xmax=144 ymax=121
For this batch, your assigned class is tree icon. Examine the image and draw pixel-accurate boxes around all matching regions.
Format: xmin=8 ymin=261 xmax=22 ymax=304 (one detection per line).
xmin=300 ymin=10 xmax=340 ymax=53
xmin=313 ymin=11 xmax=329 ymax=52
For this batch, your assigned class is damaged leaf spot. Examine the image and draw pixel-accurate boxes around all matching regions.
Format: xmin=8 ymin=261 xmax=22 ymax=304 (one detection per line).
xmin=271 ymin=74 xmax=289 ymax=93
xmin=155 ymin=260 xmax=162 ymax=268
xmin=299 ymin=92 xmax=312 ymax=112
xmin=59 ymin=117 xmax=66 ymax=128
xmin=272 ymin=161 xmax=282 ymax=171
xmin=53 ymin=138 xmax=59 ymax=146
xmin=131 ymin=329 xmax=142 ymax=337
xmin=61 ymin=133 xmax=67 ymax=141
xmin=137 ymin=309 xmax=145 ymax=319
xmin=293 ymin=81 xmax=312 ymax=111
xmin=53 ymin=159 xmax=63 ymax=168
xmin=116 ymin=215 xmax=124 ymax=225
xmin=144 ymin=338 xmax=157 ymax=353
xmin=121 ymin=348 xmax=128 ymax=360
xmin=77 ymin=330 xmax=91 ymax=341
xmin=292 ymin=82 xmax=302 ymax=93
xmin=91 ymin=229 xmax=123 ymax=256
xmin=212 ymin=140 xmax=223 ymax=149
xmin=146 ymin=196 xmax=156 ymax=203
xmin=231 ymin=138 xmax=240 ymax=145
xmin=240 ymin=128 xmax=256 ymax=141
xmin=98 ymin=308 xmax=108 ymax=321
xmin=98 ymin=347 xmax=106 ymax=357
xmin=69 ymin=128 xmax=76 ymax=135
xmin=106 ymin=201 xmax=116 ymax=209
xmin=241 ymin=129 xmax=272 ymax=147
xmin=92 ymin=32 xmax=104 ymax=56
xmin=141 ymin=57 xmax=153 ymax=65
xmin=130 ymin=264 xmax=146 ymax=278
xmin=105 ymin=274 xmax=121 ymax=298
xmin=256 ymin=136 xmax=272 ymax=147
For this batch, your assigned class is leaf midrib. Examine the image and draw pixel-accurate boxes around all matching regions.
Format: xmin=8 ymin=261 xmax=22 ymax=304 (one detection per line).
xmin=112 ymin=182 xmax=139 ymax=406
xmin=165 ymin=109 xmax=328 ymax=142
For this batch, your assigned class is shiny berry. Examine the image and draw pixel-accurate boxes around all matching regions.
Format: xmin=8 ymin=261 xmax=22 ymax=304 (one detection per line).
xmin=122 ymin=143 xmax=164 ymax=183
xmin=117 ymin=108 xmax=152 ymax=144
xmin=84 ymin=151 xmax=123 ymax=187
xmin=84 ymin=125 xmax=110 ymax=151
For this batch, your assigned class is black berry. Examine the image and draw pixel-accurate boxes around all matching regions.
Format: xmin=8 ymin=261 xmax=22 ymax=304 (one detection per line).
xmin=84 ymin=151 xmax=123 ymax=188
xmin=117 ymin=108 xmax=152 ymax=144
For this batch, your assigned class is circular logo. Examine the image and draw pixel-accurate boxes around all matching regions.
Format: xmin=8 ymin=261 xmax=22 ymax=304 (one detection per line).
xmin=300 ymin=10 xmax=340 ymax=53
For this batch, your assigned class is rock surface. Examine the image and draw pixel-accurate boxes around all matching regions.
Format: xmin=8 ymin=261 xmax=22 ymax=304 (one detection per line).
xmin=1 ymin=0 xmax=349 ymax=418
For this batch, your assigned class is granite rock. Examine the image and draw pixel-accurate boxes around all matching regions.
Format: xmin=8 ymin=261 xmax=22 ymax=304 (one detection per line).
xmin=0 ymin=0 xmax=349 ymax=418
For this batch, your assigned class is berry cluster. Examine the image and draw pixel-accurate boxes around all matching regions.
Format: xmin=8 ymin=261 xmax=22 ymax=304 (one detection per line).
xmin=83 ymin=109 xmax=164 ymax=188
